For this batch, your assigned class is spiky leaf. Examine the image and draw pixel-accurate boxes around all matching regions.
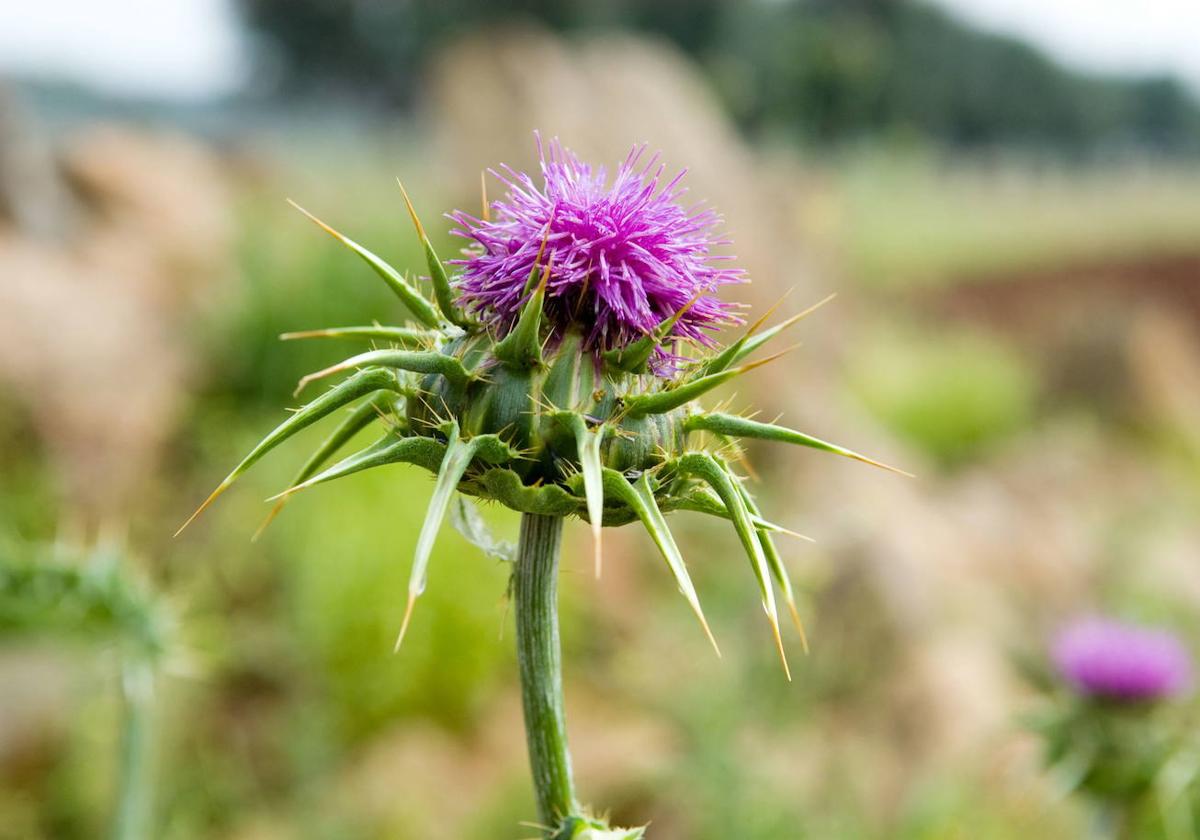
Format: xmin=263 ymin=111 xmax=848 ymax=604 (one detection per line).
xmin=269 ymin=434 xmax=446 ymax=499
xmin=494 ymin=258 xmax=550 ymax=368
xmin=280 ymin=325 xmax=439 ymax=345
xmin=397 ymin=423 xmax=514 ymax=650
xmin=734 ymin=476 xmax=809 ymax=652
xmin=256 ymin=392 xmax=398 ymax=538
xmin=565 ymin=414 xmax=606 ymax=576
xmin=601 ymin=469 xmax=719 ymax=655
xmin=685 ymin=412 xmax=908 ymax=475
xmin=176 ymin=368 xmax=401 ymax=535
xmin=676 ymin=453 xmax=789 ymax=678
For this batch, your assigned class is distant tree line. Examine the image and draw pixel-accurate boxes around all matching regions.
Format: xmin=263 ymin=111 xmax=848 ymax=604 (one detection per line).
xmin=238 ymin=0 xmax=1200 ymax=155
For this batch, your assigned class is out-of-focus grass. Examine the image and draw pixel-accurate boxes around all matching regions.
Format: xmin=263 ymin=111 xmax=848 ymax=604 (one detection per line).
xmin=835 ymin=151 xmax=1200 ymax=288
xmin=0 ymin=394 xmax=58 ymax=539
xmin=280 ymin=460 xmax=515 ymax=738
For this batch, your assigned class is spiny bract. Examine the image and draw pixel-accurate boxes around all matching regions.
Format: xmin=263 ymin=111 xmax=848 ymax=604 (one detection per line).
xmin=178 ymin=137 xmax=905 ymax=675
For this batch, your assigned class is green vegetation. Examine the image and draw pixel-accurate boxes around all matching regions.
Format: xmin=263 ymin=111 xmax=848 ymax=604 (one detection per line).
xmin=713 ymin=1 xmax=1200 ymax=153
xmin=848 ymin=324 xmax=1038 ymax=467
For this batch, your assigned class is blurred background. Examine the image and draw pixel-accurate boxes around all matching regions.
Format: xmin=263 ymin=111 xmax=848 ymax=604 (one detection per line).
xmin=2 ymin=1 xmax=1200 ymax=837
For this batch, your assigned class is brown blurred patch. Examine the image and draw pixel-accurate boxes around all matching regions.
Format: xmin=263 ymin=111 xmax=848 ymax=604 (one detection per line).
xmin=921 ymin=253 xmax=1200 ymax=415
xmin=0 ymin=96 xmax=233 ymax=524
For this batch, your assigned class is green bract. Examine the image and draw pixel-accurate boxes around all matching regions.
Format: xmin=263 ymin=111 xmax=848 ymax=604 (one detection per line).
xmin=178 ymin=189 xmax=905 ymax=675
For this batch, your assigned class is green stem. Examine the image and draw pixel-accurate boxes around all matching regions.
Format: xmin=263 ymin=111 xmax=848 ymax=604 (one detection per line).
xmin=515 ymin=513 xmax=580 ymax=830
xmin=113 ymin=660 xmax=153 ymax=840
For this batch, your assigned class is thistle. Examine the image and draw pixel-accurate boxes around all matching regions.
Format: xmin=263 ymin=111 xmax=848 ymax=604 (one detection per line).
xmin=178 ymin=136 xmax=903 ymax=835
xmin=1053 ymin=618 xmax=1193 ymax=704
xmin=1 ymin=542 xmax=175 ymax=840
xmin=1033 ymin=618 xmax=1197 ymax=838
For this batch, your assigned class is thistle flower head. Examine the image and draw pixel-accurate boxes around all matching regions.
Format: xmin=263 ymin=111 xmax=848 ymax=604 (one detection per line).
xmin=179 ymin=139 xmax=905 ymax=684
xmin=1053 ymin=617 xmax=1192 ymax=703
xmin=449 ymin=135 xmax=743 ymax=369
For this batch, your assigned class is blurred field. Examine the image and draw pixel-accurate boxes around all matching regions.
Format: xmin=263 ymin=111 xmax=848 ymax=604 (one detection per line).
xmin=835 ymin=153 xmax=1200 ymax=287
xmin=3 ymin=10 xmax=1200 ymax=838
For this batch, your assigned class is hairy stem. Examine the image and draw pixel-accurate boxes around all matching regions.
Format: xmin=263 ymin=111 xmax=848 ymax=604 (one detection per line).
xmin=515 ymin=513 xmax=580 ymax=829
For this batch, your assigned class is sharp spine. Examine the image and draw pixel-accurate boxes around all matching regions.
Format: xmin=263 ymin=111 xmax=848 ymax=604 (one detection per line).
xmin=684 ymin=412 xmax=911 ymax=476
xmin=699 ymin=293 xmax=835 ymax=377
xmin=175 ymin=368 xmax=401 ymax=536
xmin=295 ymin=349 xmax=472 ymax=395
xmin=396 ymin=179 xmax=471 ymax=328
xmin=267 ymin=434 xmax=447 ymax=500
xmin=672 ymin=489 xmax=813 ymax=541
xmin=676 ymin=453 xmax=790 ymax=679
xmin=622 ymin=349 xmax=791 ymax=419
xmin=288 ymin=200 xmax=441 ymax=329
xmin=735 ymin=476 xmax=810 ymax=654
xmin=280 ymin=326 xmax=438 ymax=345
xmin=567 ymin=414 xmax=606 ymax=578
xmin=602 ymin=469 xmax=720 ymax=657
xmin=397 ymin=422 xmax=483 ymax=651
xmin=254 ymin=392 xmax=395 ymax=540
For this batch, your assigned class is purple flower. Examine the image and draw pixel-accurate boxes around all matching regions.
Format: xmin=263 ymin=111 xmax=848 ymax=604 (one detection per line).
xmin=1052 ymin=618 xmax=1192 ymax=702
xmin=449 ymin=135 xmax=743 ymax=370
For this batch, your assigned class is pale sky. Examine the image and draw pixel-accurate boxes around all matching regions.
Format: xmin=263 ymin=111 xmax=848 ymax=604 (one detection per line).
xmin=0 ymin=0 xmax=1197 ymax=100
xmin=931 ymin=0 xmax=1200 ymax=91
xmin=0 ymin=0 xmax=246 ymax=99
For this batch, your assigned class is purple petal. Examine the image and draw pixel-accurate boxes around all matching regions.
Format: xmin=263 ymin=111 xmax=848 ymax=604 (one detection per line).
xmin=1052 ymin=617 xmax=1192 ymax=702
xmin=448 ymin=134 xmax=744 ymax=371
